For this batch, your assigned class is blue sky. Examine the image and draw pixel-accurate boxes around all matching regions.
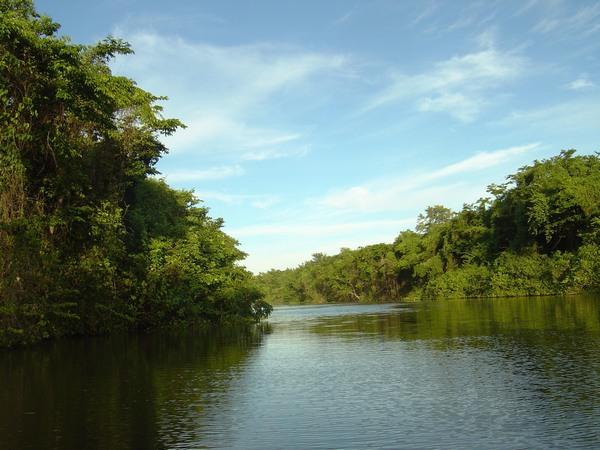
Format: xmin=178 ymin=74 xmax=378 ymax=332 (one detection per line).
xmin=37 ymin=0 xmax=600 ymax=272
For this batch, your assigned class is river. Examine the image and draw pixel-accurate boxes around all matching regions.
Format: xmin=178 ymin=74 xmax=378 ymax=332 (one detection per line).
xmin=1 ymin=295 xmax=600 ymax=449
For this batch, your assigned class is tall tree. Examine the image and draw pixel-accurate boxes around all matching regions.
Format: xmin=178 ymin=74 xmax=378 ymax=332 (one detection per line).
xmin=1 ymin=1 xmax=270 ymax=346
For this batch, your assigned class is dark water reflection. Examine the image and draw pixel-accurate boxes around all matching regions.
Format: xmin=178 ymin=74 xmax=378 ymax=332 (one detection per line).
xmin=2 ymin=296 xmax=600 ymax=449
xmin=0 ymin=326 xmax=266 ymax=449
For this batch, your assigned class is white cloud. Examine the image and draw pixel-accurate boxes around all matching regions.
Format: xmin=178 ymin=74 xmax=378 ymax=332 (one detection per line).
xmin=446 ymin=15 xmax=475 ymax=32
xmin=240 ymin=248 xmax=314 ymax=273
xmin=117 ymin=11 xmax=227 ymax=29
xmin=317 ymin=143 xmax=539 ymax=213
xmin=412 ymin=2 xmax=439 ymax=25
xmin=241 ymin=145 xmax=310 ymax=161
xmin=250 ymin=197 xmax=281 ymax=209
xmin=111 ymin=31 xmax=348 ymax=159
xmin=229 ymin=219 xmax=414 ymax=238
xmin=567 ymin=76 xmax=595 ymax=90
xmin=196 ymin=191 xmax=280 ymax=209
xmin=532 ymin=18 xmax=561 ymax=33
xmin=417 ymin=92 xmax=481 ymax=122
xmin=116 ymin=33 xmax=348 ymax=100
xmin=234 ymin=143 xmax=535 ymax=272
xmin=495 ymin=97 xmax=600 ymax=132
xmin=161 ymin=165 xmax=244 ymax=182
xmin=515 ymin=0 xmax=542 ymax=17
xmin=333 ymin=6 xmax=357 ymax=26
xmin=533 ymin=3 xmax=600 ymax=36
xmin=318 ymin=182 xmax=482 ymax=214
xmin=426 ymin=143 xmax=539 ymax=179
xmin=163 ymin=114 xmax=303 ymax=156
xmin=361 ymin=46 xmax=526 ymax=121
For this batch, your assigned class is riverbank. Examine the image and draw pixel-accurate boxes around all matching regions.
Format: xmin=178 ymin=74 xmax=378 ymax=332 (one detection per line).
xmin=257 ymin=152 xmax=600 ymax=306
xmin=0 ymin=3 xmax=271 ymax=349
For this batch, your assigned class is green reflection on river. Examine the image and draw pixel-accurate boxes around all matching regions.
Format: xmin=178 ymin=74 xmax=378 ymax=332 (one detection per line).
xmin=0 ymin=325 xmax=266 ymax=450
xmin=305 ymin=296 xmax=600 ymax=427
xmin=1 ymin=296 xmax=600 ymax=449
xmin=308 ymin=295 xmax=600 ymax=341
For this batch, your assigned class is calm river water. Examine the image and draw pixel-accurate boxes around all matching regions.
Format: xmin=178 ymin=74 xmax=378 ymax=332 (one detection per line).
xmin=2 ymin=296 xmax=600 ymax=449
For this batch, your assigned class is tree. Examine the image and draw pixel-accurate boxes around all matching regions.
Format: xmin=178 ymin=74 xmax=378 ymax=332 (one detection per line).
xmin=416 ymin=205 xmax=455 ymax=234
xmin=258 ymin=151 xmax=600 ymax=303
xmin=0 ymin=1 xmax=270 ymax=346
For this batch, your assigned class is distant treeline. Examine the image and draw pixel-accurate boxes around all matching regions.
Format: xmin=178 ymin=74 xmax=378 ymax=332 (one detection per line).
xmin=257 ymin=150 xmax=600 ymax=304
xmin=0 ymin=2 xmax=270 ymax=347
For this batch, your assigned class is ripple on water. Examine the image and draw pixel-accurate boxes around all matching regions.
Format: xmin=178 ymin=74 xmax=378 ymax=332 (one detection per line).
xmin=1 ymin=297 xmax=600 ymax=449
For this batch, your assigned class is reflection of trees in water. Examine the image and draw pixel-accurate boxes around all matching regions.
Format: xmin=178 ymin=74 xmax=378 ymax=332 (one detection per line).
xmin=0 ymin=325 xmax=266 ymax=450
xmin=2 ymin=301 xmax=599 ymax=449
xmin=308 ymin=295 xmax=600 ymax=418
xmin=155 ymin=324 xmax=271 ymax=449
xmin=308 ymin=296 xmax=600 ymax=341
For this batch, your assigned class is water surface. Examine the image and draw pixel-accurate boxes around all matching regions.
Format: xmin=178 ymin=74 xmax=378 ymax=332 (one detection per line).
xmin=2 ymin=296 xmax=600 ymax=449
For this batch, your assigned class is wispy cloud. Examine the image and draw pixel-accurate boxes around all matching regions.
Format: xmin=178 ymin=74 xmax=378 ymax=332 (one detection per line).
xmin=414 ymin=3 xmax=497 ymax=37
xmin=197 ymin=191 xmax=280 ymax=209
xmin=164 ymin=115 xmax=303 ymax=157
xmin=229 ymin=219 xmax=414 ymax=238
xmin=111 ymin=31 xmax=348 ymax=159
xmin=236 ymin=143 xmax=538 ymax=272
xmin=412 ymin=1 xmax=439 ymax=25
xmin=318 ymin=182 xmax=484 ymax=214
xmin=249 ymin=197 xmax=281 ymax=209
xmin=241 ymin=145 xmax=310 ymax=161
xmin=117 ymin=10 xmax=227 ymax=30
xmin=333 ymin=5 xmax=357 ymax=26
xmin=566 ymin=76 xmax=595 ymax=91
xmin=426 ymin=143 xmax=539 ymax=179
xmin=317 ymin=143 xmax=539 ymax=213
xmin=446 ymin=14 xmax=475 ymax=32
xmin=495 ymin=97 xmax=600 ymax=132
xmin=360 ymin=44 xmax=527 ymax=121
xmin=532 ymin=18 xmax=560 ymax=33
xmin=515 ymin=0 xmax=542 ymax=17
xmin=417 ymin=92 xmax=481 ymax=122
xmin=161 ymin=165 xmax=244 ymax=182
xmin=533 ymin=3 xmax=600 ymax=36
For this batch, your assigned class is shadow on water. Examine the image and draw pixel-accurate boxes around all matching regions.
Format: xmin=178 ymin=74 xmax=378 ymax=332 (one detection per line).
xmin=0 ymin=324 xmax=268 ymax=450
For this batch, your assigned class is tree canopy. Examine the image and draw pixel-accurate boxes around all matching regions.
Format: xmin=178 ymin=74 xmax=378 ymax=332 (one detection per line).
xmin=257 ymin=151 xmax=600 ymax=304
xmin=0 ymin=0 xmax=271 ymax=346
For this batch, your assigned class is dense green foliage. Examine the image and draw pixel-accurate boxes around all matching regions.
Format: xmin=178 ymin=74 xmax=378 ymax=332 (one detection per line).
xmin=0 ymin=1 xmax=271 ymax=346
xmin=257 ymin=151 xmax=600 ymax=304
